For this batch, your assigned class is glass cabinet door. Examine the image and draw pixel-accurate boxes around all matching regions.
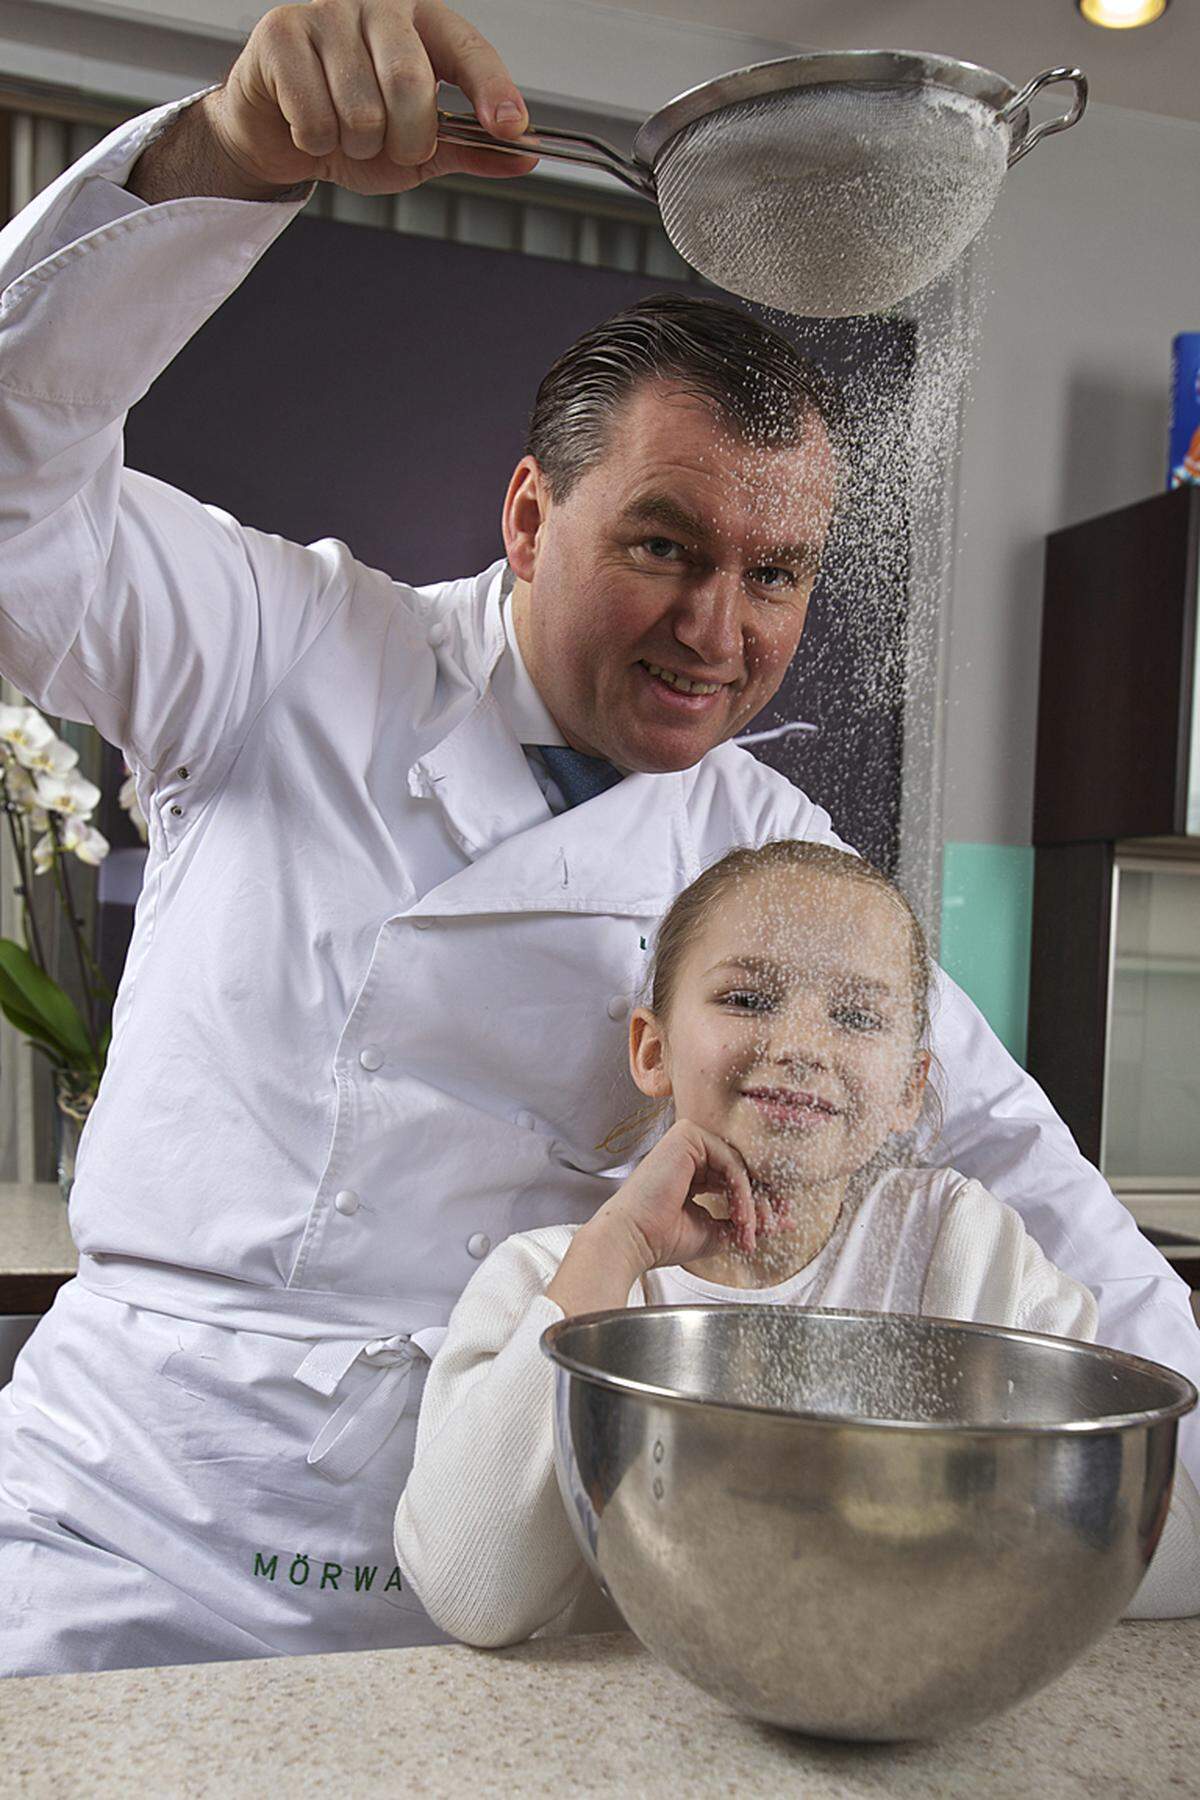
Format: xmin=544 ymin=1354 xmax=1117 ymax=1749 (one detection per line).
xmin=1103 ymin=856 xmax=1200 ymax=1185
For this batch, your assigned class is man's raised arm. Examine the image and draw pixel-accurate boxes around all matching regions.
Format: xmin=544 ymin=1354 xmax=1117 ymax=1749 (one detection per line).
xmin=0 ymin=1 xmax=537 ymax=768
xmin=126 ymin=91 xmax=309 ymax=205
xmin=128 ymin=0 xmax=538 ymax=205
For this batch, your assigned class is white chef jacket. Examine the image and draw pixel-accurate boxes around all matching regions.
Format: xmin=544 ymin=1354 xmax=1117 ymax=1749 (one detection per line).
xmin=0 ymin=91 xmax=1197 ymax=1675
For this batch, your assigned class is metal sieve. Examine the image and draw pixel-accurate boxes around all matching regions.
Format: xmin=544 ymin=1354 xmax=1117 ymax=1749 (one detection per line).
xmin=437 ymin=51 xmax=1087 ymax=316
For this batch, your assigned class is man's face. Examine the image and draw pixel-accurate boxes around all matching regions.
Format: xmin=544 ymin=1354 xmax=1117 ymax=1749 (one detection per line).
xmin=503 ymin=381 xmax=838 ymax=772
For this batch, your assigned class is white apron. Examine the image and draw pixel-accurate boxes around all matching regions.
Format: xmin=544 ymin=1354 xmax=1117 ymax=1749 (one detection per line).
xmin=1 ymin=1276 xmax=446 ymax=1671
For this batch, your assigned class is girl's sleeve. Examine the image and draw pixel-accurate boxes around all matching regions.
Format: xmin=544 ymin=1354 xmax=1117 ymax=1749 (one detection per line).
xmin=920 ymin=1176 xmax=1099 ymax=1341
xmin=393 ymin=1229 xmax=603 ymax=1648
xmin=923 ymin=1178 xmax=1200 ymax=1618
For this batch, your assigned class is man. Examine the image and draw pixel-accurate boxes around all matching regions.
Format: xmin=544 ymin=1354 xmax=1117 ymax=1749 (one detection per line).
xmin=0 ymin=0 xmax=1196 ymax=1676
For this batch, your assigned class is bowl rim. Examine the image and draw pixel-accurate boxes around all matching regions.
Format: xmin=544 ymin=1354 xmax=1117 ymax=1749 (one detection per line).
xmin=541 ymin=1303 xmax=1199 ymax=1436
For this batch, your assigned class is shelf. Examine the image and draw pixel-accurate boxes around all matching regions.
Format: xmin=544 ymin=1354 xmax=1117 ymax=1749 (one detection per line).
xmin=1114 ymin=957 xmax=1200 ymax=976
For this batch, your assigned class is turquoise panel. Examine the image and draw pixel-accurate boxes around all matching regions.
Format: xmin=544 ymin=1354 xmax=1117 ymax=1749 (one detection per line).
xmin=940 ymin=842 xmax=1034 ymax=1066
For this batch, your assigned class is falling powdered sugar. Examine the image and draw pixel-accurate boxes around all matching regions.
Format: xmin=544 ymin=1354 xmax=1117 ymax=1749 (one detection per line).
xmin=713 ymin=1306 xmax=967 ymax=1425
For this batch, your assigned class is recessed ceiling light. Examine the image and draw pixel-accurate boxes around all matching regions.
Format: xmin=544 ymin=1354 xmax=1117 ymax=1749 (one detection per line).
xmin=1077 ymin=0 xmax=1169 ymax=27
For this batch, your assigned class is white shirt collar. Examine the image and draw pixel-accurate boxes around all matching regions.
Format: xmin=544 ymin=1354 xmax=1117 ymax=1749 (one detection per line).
xmin=489 ymin=567 xmax=565 ymax=749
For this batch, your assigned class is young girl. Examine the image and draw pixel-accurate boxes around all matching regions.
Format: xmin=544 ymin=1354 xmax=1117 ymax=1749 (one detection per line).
xmin=394 ymin=841 xmax=1200 ymax=1644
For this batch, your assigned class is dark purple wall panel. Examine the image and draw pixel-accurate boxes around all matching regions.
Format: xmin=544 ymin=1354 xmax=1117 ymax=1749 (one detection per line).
xmin=122 ymin=211 xmax=912 ymax=872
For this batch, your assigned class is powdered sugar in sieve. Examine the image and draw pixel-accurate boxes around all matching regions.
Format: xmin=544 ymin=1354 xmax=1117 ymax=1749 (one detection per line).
xmin=652 ymin=83 xmax=1009 ymax=317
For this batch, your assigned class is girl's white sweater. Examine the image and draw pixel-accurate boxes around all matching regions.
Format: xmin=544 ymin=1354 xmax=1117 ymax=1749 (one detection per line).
xmin=394 ymin=1167 xmax=1200 ymax=1646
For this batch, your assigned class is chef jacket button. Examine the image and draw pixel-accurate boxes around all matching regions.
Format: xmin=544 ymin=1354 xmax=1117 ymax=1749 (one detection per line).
xmin=358 ymin=1045 xmax=384 ymax=1071
xmin=467 ymin=1233 xmax=491 ymax=1260
xmin=334 ymin=1189 xmax=361 ymax=1216
xmin=607 ymin=994 xmax=630 ymax=1021
xmin=177 ymin=766 xmax=190 ymax=780
xmin=170 ymin=804 xmax=183 ymax=817
xmin=427 ymin=621 xmax=448 ymax=648
xmin=515 ymin=1110 xmax=536 ymax=1131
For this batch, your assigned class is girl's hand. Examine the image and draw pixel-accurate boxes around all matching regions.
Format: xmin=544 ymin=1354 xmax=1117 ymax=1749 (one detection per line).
xmin=600 ymin=1119 xmax=761 ymax=1268
xmin=546 ymin=1121 xmax=780 ymax=1318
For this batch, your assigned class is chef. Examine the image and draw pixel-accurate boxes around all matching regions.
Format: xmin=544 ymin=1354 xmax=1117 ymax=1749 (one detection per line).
xmin=1 ymin=0 xmax=1197 ymax=1678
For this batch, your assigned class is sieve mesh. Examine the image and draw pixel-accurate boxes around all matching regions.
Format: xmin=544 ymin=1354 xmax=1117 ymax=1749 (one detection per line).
xmin=653 ymin=81 xmax=1009 ymax=317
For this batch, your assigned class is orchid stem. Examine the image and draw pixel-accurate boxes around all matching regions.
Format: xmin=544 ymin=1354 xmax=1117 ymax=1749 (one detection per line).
xmin=47 ymin=818 xmax=101 ymax=1067
xmin=1 ymin=773 xmax=48 ymax=972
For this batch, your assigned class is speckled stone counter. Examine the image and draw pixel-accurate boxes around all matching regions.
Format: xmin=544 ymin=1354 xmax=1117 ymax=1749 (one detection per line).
xmin=3 ymin=1622 xmax=1197 ymax=1798
xmin=0 ymin=1182 xmax=76 ymax=1312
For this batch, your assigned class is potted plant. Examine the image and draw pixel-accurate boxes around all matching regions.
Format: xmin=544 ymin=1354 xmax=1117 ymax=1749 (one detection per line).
xmin=0 ymin=702 xmax=146 ymax=1199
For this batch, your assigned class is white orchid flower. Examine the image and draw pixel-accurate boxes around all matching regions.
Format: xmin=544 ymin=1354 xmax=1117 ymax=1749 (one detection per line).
xmin=22 ymin=735 xmax=79 ymax=778
xmin=67 ymin=823 xmax=110 ymax=865
xmin=118 ymin=769 xmax=149 ymax=844
xmin=2 ymin=761 xmax=40 ymax=811
xmin=0 ymin=761 xmax=50 ymax=832
xmin=0 ymin=703 xmax=57 ymax=766
xmin=57 ymin=814 xmax=110 ymax=862
xmin=33 ymin=768 xmax=101 ymax=818
xmin=31 ymin=831 xmax=56 ymax=875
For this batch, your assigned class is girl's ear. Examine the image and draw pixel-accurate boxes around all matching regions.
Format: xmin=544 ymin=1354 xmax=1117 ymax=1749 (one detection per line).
xmin=629 ymin=1007 xmax=673 ymax=1100
xmin=893 ymin=1048 xmax=932 ymax=1134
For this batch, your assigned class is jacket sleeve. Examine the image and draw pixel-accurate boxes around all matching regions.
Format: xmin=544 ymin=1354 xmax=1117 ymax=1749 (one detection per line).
xmin=0 ymin=90 xmax=348 ymax=817
xmin=920 ymin=1177 xmax=1098 ymax=1338
xmin=393 ymin=1229 xmax=602 ymax=1648
xmin=923 ymin=1180 xmax=1200 ymax=1619
xmin=923 ymin=969 xmax=1200 ymax=1490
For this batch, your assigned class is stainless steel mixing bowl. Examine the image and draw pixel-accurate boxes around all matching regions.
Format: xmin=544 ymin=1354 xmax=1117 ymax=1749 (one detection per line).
xmin=542 ymin=1305 xmax=1196 ymax=1741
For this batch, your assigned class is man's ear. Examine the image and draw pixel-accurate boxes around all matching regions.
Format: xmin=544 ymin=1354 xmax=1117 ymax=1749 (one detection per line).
xmin=501 ymin=455 xmax=548 ymax=581
xmin=629 ymin=1006 xmax=672 ymax=1100
xmin=893 ymin=1048 xmax=932 ymax=1134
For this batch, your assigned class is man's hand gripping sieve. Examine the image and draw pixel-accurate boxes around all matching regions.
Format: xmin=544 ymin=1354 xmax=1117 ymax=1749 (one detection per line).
xmin=203 ymin=0 xmax=538 ymax=197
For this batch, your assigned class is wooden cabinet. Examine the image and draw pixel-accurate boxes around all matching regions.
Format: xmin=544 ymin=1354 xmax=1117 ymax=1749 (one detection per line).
xmin=1034 ymin=485 xmax=1199 ymax=847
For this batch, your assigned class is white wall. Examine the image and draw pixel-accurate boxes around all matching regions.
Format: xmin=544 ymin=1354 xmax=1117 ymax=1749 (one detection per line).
xmin=945 ymin=98 xmax=1200 ymax=846
xmin=0 ymin=0 xmax=793 ymax=122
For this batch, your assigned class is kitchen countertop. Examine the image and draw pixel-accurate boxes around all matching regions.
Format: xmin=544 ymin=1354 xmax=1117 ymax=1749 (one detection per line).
xmin=1121 ymin=1195 xmax=1200 ymax=1245
xmin=2 ymin=1622 xmax=1197 ymax=1798
xmin=0 ymin=1182 xmax=76 ymax=1312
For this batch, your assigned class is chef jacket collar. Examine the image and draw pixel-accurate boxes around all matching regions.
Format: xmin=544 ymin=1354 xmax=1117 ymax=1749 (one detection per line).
xmin=407 ymin=566 xmax=696 ymax=914
xmin=490 ymin=565 xmax=566 ymax=750
xmin=408 ymin=746 xmax=695 ymax=917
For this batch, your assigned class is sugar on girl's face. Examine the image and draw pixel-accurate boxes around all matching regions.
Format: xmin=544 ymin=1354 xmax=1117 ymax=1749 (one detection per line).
xmin=630 ymin=868 xmax=930 ymax=1202
xmin=502 ymin=379 xmax=838 ymax=774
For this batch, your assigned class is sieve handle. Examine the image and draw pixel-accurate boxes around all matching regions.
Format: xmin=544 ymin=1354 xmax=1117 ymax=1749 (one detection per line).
xmin=1002 ymin=67 xmax=1088 ymax=166
xmin=435 ymin=110 xmax=655 ymax=200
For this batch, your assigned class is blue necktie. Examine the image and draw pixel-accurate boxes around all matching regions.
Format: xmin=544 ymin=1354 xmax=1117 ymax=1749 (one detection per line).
xmin=534 ymin=745 xmax=624 ymax=810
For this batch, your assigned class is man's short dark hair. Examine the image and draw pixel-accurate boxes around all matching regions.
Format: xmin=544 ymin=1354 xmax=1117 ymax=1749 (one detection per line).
xmin=525 ymin=291 xmax=839 ymax=503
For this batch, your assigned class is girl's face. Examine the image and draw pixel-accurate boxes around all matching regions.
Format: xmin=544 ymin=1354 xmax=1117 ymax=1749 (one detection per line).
xmin=632 ymin=869 xmax=929 ymax=1201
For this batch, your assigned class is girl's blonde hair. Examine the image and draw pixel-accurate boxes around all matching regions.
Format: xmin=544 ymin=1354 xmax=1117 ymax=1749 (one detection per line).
xmin=651 ymin=840 xmax=934 ymax=1043
xmin=598 ymin=839 xmax=938 ymax=1159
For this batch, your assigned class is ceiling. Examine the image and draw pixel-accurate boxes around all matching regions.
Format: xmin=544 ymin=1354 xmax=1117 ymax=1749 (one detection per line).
xmin=4 ymin=0 xmax=1197 ymax=141
xmin=606 ymin=0 xmax=1200 ymax=124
